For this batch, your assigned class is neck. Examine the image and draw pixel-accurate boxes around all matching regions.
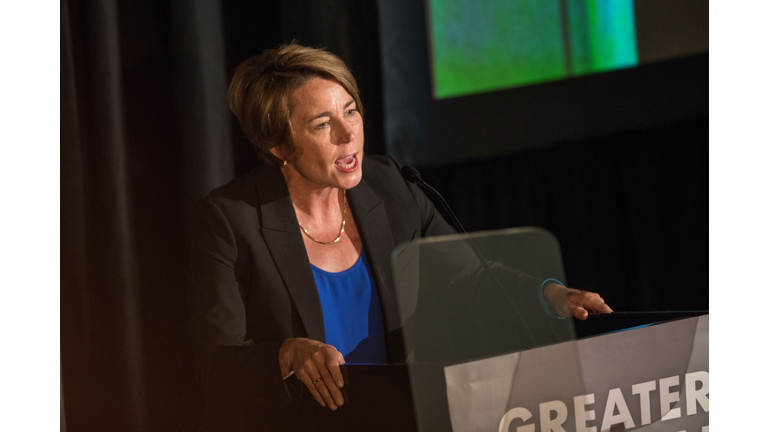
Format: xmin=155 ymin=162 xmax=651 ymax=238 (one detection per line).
xmin=280 ymin=166 xmax=342 ymax=218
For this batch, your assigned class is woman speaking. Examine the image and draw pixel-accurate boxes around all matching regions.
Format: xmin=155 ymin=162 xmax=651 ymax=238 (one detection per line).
xmin=188 ymin=43 xmax=611 ymax=430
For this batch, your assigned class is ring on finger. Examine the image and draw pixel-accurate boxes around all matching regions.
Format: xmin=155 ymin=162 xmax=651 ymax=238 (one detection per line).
xmin=313 ymin=377 xmax=323 ymax=384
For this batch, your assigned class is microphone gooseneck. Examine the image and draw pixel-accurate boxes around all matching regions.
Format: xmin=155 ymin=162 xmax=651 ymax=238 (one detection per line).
xmin=399 ymin=164 xmax=538 ymax=347
xmin=399 ymin=165 xmax=466 ymax=234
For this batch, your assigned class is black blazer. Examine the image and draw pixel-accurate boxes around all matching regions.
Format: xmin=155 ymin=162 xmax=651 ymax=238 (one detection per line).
xmin=188 ymin=155 xmax=456 ymax=429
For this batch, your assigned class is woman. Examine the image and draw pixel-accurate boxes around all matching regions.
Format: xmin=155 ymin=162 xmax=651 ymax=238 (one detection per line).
xmin=188 ymin=43 xmax=611 ymax=430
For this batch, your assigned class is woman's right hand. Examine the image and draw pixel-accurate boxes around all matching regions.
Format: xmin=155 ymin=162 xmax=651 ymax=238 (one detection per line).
xmin=279 ymin=338 xmax=346 ymax=410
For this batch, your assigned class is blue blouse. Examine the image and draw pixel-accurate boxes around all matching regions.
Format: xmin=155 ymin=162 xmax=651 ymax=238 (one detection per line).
xmin=311 ymin=249 xmax=388 ymax=364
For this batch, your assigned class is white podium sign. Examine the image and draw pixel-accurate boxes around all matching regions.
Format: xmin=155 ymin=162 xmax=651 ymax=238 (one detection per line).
xmin=445 ymin=315 xmax=709 ymax=432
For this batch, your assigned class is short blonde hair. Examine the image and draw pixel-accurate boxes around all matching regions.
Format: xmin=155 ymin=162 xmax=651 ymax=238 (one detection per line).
xmin=228 ymin=43 xmax=364 ymax=166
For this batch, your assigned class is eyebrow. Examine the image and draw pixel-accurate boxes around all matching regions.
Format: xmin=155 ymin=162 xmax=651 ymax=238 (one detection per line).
xmin=307 ymin=100 xmax=355 ymax=123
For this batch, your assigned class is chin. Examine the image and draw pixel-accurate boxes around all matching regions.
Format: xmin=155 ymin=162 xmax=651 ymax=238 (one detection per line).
xmin=339 ymin=171 xmax=363 ymax=190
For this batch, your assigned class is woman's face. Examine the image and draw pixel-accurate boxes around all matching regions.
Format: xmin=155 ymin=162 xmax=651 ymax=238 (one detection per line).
xmin=275 ymin=77 xmax=364 ymax=191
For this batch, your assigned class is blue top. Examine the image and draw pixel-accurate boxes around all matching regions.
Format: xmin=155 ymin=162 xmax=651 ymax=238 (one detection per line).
xmin=311 ymin=249 xmax=388 ymax=364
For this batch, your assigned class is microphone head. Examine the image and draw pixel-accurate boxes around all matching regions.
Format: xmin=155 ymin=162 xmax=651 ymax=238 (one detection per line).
xmin=400 ymin=165 xmax=422 ymax=183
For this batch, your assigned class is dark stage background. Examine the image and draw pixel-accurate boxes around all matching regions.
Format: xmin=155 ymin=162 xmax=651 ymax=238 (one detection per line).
xmin=61 ymin=0 xmax=708 ymax=430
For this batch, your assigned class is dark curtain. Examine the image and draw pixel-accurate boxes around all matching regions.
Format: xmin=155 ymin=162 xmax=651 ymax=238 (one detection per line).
xmin=61 ymin=0 xmax=383 ymax=430
xmin=60 ymin=0 xmax=253 ymax=429
xmin=419 ymin=116 xmax=709 ymax=315
xmin=61 ymin=0 xmax=707 ymax=430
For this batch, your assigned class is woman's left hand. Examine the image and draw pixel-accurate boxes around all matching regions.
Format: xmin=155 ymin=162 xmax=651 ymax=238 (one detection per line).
xmin=544 ymin=283 xmax=613 ymax=320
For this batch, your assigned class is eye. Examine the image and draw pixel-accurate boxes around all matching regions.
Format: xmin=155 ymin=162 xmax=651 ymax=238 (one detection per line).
xmin=346 ymin=109 xmax=357 ymax=116
xmin=316 ymin=121 xmax=328 ymax=130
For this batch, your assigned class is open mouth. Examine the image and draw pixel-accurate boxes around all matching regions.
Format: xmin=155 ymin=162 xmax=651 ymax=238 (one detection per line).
xmin=334 ymin=153 xmax=358 ymax=173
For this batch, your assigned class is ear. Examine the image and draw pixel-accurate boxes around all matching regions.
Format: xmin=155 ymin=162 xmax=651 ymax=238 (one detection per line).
xmin=268 ymin=146 xmax=284 ymax=162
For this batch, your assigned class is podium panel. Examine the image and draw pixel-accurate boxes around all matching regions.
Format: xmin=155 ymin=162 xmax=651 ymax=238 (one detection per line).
xmin=292 ymin=316 xmax=708 ymax=432
xmin=444 ymin=315 xmax=708 ymax=432
xmin=391 ymin=228 xmax=708 ymax=432
xmin=391 ymin=228 xmax=584 ymax=431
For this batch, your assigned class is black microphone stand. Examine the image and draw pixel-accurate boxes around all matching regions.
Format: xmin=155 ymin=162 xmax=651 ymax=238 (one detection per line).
xmin=400 ymin=164 xmax=539 ymax=347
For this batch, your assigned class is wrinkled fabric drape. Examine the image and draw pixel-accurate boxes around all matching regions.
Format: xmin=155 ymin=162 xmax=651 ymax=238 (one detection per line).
xmin=61 ymin=0 xmax=233 ymax=429
xmin=61 ymin=0 xmax=385 ymax=429
xmin=61 ymin=0 xmax=148 ymax=429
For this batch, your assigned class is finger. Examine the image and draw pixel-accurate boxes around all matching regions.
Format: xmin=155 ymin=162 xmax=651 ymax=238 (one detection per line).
xmin=302 ymin=361 xmax=338 ymax=410
xmin=309 ymin=353 xmax=339 ymax=410
xmin=593 ymin=302 xmax=613 ymax=313
xmin=313 ymin=378 xmax=339 ymax=410
xmin=296 ymin=368 xmax=328 ymax=408
xmin=320 ymin=353 xmax=345 ymax=407
xmin=316 ymin=381 xmax=339 ymax=411
xmin=317 ymin=373 xmax=343 ymax=408
xmin=328 ymin=351 xmax=346 ymax=388
xmin=581 ymin=293 xmax=613 ymax=314
xmin=594 ymin=297 xmax=613 ymax=313
xmin=572 ymin=306 xmax=589 ymax=320
xmin=314 ymin=350 xmax=344 ymax=407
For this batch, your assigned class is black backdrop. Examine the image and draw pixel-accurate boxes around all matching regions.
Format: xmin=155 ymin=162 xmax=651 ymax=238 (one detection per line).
xmin=60 ymin=0 xmax=708 ymax=430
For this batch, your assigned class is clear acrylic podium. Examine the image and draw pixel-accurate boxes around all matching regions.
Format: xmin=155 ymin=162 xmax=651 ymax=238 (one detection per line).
xmin=391 ymin=227 xmax=584 ymax=431
xmin=390 ymin=227 xmax=707 ymax=432
xmin=293 ymin=227 xmax=707 ymax=432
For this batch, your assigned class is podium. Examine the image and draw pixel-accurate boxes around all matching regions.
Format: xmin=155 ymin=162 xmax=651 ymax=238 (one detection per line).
xmin=288 ymin=228 xmax=708 ymax=431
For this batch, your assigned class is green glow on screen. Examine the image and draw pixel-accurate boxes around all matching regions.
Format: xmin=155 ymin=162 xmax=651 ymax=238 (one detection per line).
xmin=429 ymin=0 xmax=639 ymax=99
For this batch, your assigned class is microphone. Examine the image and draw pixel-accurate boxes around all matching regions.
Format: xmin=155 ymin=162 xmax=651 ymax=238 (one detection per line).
xmin=400 ymin=165 xmax=466 ymax=234
xmin=400 ymin=165 xmax=423 ymax=184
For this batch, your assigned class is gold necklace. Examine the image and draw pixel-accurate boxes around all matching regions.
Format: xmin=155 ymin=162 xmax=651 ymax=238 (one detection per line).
xmin=298 ymin=189 xmax=347 ymax=245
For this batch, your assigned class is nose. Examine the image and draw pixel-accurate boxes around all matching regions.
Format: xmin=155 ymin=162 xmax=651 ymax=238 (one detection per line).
xmin=334 ymin=121 xmax=355 ymax=144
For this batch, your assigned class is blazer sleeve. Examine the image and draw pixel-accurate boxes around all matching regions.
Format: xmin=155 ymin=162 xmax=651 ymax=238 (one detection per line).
xmin=188 ymin=198 xmax=292 ymax=405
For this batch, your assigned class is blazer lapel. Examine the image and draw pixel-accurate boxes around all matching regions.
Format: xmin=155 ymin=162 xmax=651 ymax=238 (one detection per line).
xmin=255 ymin=164 xmax=326 ymax=343
xmin=347 ymin=178 xmax=401 ymax=334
